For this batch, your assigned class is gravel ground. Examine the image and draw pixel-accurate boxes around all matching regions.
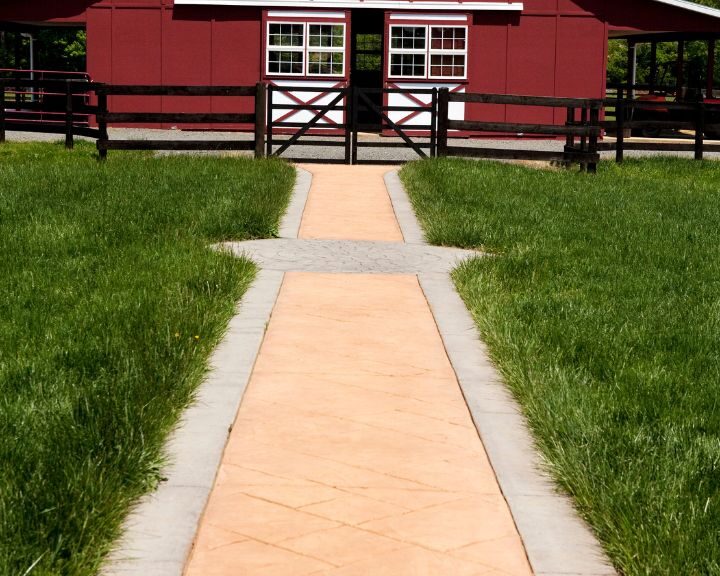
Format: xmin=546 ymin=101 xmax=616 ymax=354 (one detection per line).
xmin=4 ymin=127 xmax=719 ymax=163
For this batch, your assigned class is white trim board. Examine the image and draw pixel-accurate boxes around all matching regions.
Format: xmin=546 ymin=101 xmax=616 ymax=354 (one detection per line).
xmin=175 ymin=0 xmax=720 ymax=20
xmin=650 ymin=0 xmax=720 ymax=19
xmin=389 ymin=13 xmax=469 ymax=20
xmin=267 ymin=10 xmax=346 ymax=17
xmin=176 ymin=0 xmax=523 ymax=10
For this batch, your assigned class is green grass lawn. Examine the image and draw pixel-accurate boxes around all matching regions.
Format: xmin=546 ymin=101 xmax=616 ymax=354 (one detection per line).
xmin=401 ymin=158 xmax=720 ymax=576
xmin=0 ymin=142 xmax=294 ymax=575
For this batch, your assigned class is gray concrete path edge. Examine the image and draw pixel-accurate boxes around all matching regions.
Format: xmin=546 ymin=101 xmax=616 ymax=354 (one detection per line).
xmin=387 ymin=170 xmax=616 ymax=576
xmin=384 ymin=170 xmax=426 ymax=245
xmin=101 ymin=164 xmax=310 ymax=575
xmin=278 ymin=167 xmax=311 ymax=239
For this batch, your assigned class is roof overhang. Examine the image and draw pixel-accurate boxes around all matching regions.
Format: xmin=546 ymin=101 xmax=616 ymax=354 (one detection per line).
xmin=174 ymin=0 xmax=523 ymax=10
xmin=649 ymin=0 xmax=720 ymax=19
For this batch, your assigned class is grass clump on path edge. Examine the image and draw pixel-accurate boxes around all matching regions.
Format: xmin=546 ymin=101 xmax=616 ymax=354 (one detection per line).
xmin=0 ymin=142 xmax=294 ymax=575
xmin=401 ymin=157 xmax=720 ymax=576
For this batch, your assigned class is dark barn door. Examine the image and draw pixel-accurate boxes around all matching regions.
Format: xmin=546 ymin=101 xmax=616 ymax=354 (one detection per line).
xmin=351 ymin=10 xmax=384 ymax=131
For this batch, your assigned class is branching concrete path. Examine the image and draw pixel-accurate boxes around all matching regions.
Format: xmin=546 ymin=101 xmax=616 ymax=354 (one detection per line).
xmin=186 ymin=272 xmax=532 ymax=576
xmin=105 ymin=164 xmax=615 ymax=576
xmin=182 ymin=165 xmax=528 ymax=575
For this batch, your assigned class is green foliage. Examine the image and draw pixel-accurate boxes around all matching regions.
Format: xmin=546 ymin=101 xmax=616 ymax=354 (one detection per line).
xmin=0 ymin=29 xmax=86 ymax=72
xmin=36 ymin=29 xmax=87 ymax=72
xmin=402 ymin=157 xmax=720 ymax=575
xmin=0 ymin=143 xmax=294 ymax=575
xmin=607 ymin=39 xmax=719 ymax=91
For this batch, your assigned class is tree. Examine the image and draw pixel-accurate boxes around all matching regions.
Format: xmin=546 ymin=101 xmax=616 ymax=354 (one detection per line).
xmin=0 ymin=29 xmax=86 ymax=72
xmin=35 ymin=29 xmax=86 ymax=72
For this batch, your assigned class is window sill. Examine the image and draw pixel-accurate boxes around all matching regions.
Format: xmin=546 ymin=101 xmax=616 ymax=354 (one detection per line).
xmin=265 ymin=75 xmax=348 ymax=81
xmin=387 ymin=77 xmax=469 ymax=84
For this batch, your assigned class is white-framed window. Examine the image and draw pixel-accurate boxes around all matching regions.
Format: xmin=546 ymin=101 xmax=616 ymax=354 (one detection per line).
xmin=388 ymin=25 xmax=467 ymax=80
xmin=267 ymin=23 xmax=305 ymax=75
xmin=308 ymin=24 xmax=345 ymax=75
xmin=266 ymin=21 xmax=346 ymax=77
xmin=429 ymin=26 xmax=466 ymax=79
xmin=389 ymin=26 xmax=426 ymax=78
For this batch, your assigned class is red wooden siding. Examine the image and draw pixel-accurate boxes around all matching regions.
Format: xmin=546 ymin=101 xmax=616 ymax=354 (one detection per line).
xmin=466 ymin=13 xmax=508 ymax=123
xmin=84 ymin=2 xmax=261 ymax=127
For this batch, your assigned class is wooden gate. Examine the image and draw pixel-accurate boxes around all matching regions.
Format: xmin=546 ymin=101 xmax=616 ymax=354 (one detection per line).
xmin=266 ymin=85 xmax=436 ymax=164
xmin=351 ymin=87 xmax=437 ymax=164
xmin=266 ymin=84 xmax=352 ymax=164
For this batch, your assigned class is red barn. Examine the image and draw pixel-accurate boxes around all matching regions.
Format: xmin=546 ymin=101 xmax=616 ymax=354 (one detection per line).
xmin=2 ymin=0 xmax=720 ymax=128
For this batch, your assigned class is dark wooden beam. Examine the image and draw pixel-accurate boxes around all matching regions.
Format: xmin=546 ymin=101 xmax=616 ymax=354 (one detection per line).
xmin=677 ymin=40 xmax=686 ymax=97
xmin=708 ymin=39 xmax=716 ymax=97
xmin=610 ymin=32 xmax=720 ymax=43
xmin=650 ymin=41 xmax=658 ymax=93
xmin=627 ymin=40 xmax=637 ymax=99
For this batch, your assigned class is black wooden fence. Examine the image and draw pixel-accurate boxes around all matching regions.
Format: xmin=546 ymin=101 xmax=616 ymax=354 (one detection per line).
xmin=437 ymin=89 xmax=602 ymax=172
xmin=600 ymin=97 xmax=720 ymax=161
xmin=3 ymin=79 xmax=720 ymax=167
xmin=95 ymin=83 xmax=266 ymax=158
xmin=0 ymin=79 xmax=101 ymax=147
xmin=0 ymin=80 xmax=266 ymax=158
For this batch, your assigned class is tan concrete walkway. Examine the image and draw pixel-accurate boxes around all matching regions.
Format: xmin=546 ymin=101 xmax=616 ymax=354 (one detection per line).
xmin=184 ymin=166 xmax=532 ymax=576
xmin=298 ymin=164 xmax=403 ymax=242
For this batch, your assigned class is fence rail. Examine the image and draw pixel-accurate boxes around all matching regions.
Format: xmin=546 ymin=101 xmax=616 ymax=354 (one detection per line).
xmin=437 ymin=89 xmax=601 ymax=172
xmin=601 ymin=97 xmax=720 ymax=162
xmin=95 ymin=83 xmax=265 ymax=158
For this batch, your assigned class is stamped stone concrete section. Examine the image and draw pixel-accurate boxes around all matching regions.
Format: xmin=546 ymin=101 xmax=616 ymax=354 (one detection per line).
xmin=297 ymin=164 xmax=403 ymax=242
xmin=221 ymin=239 xmax=478 ymax=275
xmin=184 ymin=273 xmax=533 ymax=576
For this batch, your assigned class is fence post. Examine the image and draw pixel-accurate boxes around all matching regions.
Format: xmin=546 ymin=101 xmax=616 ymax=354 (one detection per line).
xmin=437 ymin=87 xmax=449 ymax=157
xmin=588 ymin=104 xmax=600 ymax=174
xmin=695 ymin=101 xmax=705 ymax=161
xmin=580 ymin=105 xmax=588 ymax=160
xmin=0 ymin=80 xmax=6 ymax=144
xmin=565 ymin=106 xmax=575 ymax=152
xmin=266 ymin=85 xmax=273 ymax=157
xmin=351 ymin=86 xmax=359 ymax=165
xmin=97 ymin=87 xmax=109 ymax=160
xmin=65 ymin=80 xmax=74 ymax=150
xmin=430 ymin=87 xmax=438 ymax=157
xmin=254 ymin=82 xmax=267 ymax=159
xmin=345 ymin=86 xmax=352 ymax=165
xmin=616 ymin=98 xmax=625 ymax=163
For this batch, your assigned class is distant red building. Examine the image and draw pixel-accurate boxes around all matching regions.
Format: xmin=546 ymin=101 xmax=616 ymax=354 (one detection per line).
xmin=2 ymin=0 xmax=720 ymax=128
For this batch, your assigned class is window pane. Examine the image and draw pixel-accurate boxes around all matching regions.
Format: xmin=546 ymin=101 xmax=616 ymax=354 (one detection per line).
xmin=390 ymin=27 xmax=426 ymax=50
xmin=268 ymin=50 xmax=304 ymax=74
xmin=430 ymin=26 xmax=466 ymax=50
xmin=356 ymin=53 xmax=381 ymax=71
xmin=357 ymin=33 xmax=381 ymax=52
xmin=268 ymin=23 xmax=304 ymax=47
xmin=390 ymin=53 xmax=425 ymax=77
xmin=430 ymin=54 xmax=465 ymax=77
xmin=308 ymin=50 xmax=343 ymax=75
xmin=309 ymin=24 xmax=344 ymax=48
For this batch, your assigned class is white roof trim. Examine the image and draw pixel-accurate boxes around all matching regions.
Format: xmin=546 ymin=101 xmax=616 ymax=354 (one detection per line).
xmin=175 ymin=0 xmax=523 ymax=10
xmin=650 ymin=0 xmax=720 ymax=19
